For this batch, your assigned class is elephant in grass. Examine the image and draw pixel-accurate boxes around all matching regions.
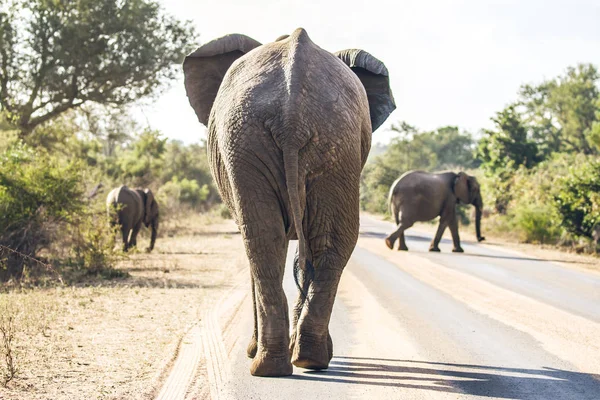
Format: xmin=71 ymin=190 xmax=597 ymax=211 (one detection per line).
xmin=183 ymin=28 xmax=395 ymax=376
xmin=385 ymin=171 xmax=485 ymax=252
xmin=106 ymin=186 xmax=159 ymax=252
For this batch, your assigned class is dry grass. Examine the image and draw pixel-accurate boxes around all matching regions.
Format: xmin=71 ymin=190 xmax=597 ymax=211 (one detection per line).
xmin=0 ymin=213 xmax=245 ymax=400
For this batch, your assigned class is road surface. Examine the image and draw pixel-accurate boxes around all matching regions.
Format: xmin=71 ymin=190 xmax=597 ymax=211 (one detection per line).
xmin=160 ymin=214 xmax=600 ymax=400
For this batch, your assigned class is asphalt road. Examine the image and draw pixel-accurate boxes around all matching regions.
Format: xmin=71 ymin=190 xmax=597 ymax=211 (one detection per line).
xmin=199 ymin=214 xmax=600 ymax=400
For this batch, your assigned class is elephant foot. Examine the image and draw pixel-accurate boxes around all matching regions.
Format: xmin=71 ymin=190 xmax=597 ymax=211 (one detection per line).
xmin=291 ymin=333 xmax=332 ymax=370
xmin=452 ymin=247 xmax=464 ymax=253
xmin=477 ymin=236 xmax=486 ymax=242
xmin=247 ymin=337 xmax=258 ymax=359
xmin=398 ymin=245 xmax=408 ymax=251
xmin=385 ymin=237 xmax=394 ymax=250
xmin=250 ymin=352 xmax=293 ymax=377
xmin=429 ymin=246 xmax=441 ymax=252
xmin=327 ymin=332 xmax=333 ymax=362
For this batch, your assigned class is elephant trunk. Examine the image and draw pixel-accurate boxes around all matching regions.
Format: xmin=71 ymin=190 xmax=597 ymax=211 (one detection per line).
xmin=475 ymin=205 xmax=485 ymax=242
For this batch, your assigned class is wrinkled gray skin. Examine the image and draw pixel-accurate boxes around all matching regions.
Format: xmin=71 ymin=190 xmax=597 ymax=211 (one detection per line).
xmin=183 ymin=28 xmax=395 ymax=376
xmin=385 ymin=171 xmax=485 ymax=252
xmin=106 ymin=186 xmax=159 ymax=252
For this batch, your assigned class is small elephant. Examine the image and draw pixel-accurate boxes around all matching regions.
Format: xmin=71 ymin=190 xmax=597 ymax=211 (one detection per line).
xmin=183 ymin=28 xmax=395 ymax=376
xmin=385 ymin=171 xmax=485 ymax=252
xmin=106 ymin=186 xmax=159 ymax=252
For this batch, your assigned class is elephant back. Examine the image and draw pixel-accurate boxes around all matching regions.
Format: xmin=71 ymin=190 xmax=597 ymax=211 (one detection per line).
xmin=113 ymin=186 xmax=145 ymax=224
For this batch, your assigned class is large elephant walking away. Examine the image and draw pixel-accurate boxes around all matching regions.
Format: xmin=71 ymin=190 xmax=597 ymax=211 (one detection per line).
xmin=183 ymin=28 xmax=395 ymax=376
xmin=106 ymin=186 xmax=159 ymax=252
xmin=385 ymin=171 xmax=485 ymax=252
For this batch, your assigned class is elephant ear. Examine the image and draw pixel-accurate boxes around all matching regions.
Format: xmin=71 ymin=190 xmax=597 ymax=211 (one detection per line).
xmin=144 ymin=189 xmax=154 ymax=226
xmin=334 ymin=49 xmax=396 ymax=132
xmin=454 ymin=173 xmax=470 ymax=204
xmin=468 ymin=177 xmax=481 ymax=204
xmin=183 ymin=34 xmax=263 ymax=126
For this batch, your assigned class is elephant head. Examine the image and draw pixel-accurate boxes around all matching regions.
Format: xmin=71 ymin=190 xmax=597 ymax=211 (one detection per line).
xmin=455 ymin=172 xmax=485 ymax=242
xmin=143 ymin=188 xmax=159 ymax=251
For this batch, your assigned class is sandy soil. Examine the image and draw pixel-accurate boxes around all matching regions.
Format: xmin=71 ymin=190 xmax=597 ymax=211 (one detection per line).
xmin=0 ymin=215 xmax=244 ymax=400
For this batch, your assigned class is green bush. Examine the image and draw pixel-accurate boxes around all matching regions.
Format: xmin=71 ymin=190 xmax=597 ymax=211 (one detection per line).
xmin=0 ymin=143 xmax=84 ymax=279
xmin=554 ymin=160 xmax=600 ymax=239
xmin=0 ymin=143 xmax=119 ymax=281
xmin=511 ymin=204 xmax=562 ymax=244
xmin=158 ymin=177 xmax=210 ymax=211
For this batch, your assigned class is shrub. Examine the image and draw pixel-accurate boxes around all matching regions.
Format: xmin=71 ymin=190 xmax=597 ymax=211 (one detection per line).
xmin=554 ymin=160 xmax=600 ymax=239
xmin=511 ymin=204 xmax=562 ymax=244
xmin=0 ymin=143 xmax=84 ymax=279
xmin=0 ymin=143 xmax=119 ymax=281
xmin=158 ymin=176 xmax=210 ymax=213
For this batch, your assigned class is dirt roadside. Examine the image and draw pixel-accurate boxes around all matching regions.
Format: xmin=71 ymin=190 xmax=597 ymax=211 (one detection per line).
xmin=0 ymin=215 xmax=245 ymax=400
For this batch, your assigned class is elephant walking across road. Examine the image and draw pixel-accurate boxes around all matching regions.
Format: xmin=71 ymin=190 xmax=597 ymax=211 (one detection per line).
xmin=106 ymin=186 xmax=159 ymax=252
xmin=385 ymin=171 xmax=485 ymax=252
xmin=183 ymin=28 xmax=395 ymax=377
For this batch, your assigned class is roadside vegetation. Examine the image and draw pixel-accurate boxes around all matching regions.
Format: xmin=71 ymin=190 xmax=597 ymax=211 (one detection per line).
xmin=361 ymin=64 xmax=600 ymax=253
xmin=0 ymin=0 xmax=232 ymax=394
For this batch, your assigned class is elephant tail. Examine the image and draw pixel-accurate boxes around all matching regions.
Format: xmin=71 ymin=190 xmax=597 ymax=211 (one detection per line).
xmin=388 ymin=184 xmax=399 ymax=225
xmin=283 ymin=150 xmax=313 ymax=298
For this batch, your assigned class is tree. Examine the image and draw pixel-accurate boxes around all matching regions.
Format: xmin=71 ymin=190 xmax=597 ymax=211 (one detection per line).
xmin=477 ymin=104 xmax=541 ymax=173
xmin=519 ymin=63 xmax=600 ymax=156
xmin=117 ymin=129 xmax=166 ymax=186
xmin=0 ymin=0 xmax=196 ymax=137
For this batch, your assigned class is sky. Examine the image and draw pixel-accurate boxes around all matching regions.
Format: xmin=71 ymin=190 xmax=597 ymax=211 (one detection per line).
xmin=133 ymin=0 xmax=600 ymax=145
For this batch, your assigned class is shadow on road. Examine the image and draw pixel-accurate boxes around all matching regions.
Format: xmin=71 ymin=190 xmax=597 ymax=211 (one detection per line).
xmin=358 ymin=231 xmax=595 ymax=265
xmin=287 ymin=357 xmax=600 ymax=399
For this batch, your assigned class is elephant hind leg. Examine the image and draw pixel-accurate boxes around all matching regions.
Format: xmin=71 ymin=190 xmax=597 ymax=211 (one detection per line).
xmin=244 ymin=224 xmax=291 ymax=377
xmin=385 ymin=218 xmax=413 ymax=251
xmin=291 ymin=174 xmax=358 ymax=370
xmin=231 ymin=174 xmax=292 ymax=376
xmin=120 ymin=224 xmax=130 ymax=252
xmin=128 ymin=220 xmax=142 ymax=250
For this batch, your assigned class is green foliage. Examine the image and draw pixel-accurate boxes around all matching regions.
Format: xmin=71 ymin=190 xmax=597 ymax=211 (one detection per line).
xmin=158 ymin=177 xmax=209 ymax=210
xmin=0 ymin=0 xmax=197 ymax=136
xmin=519 ymin=63 xmax=600 ymax=156
xmin=65 ymin=206 xmax=121 ymax=276
xmin=0 ymin=143 xmax=120 ymax=281
xmin=160 ymin=141 xmax=214 ymax=189
xmin=477 ymin=104 xmax=541 ymax=174
xmin=116 ymin=129 xmax=166 ymax=186
xmin=0 ymin=143 xmax=85 ymax=279
xmin=510 ymin=203 xmax=562 ymax=244
xmin=554 ymin=160 xmax=600 ymax=239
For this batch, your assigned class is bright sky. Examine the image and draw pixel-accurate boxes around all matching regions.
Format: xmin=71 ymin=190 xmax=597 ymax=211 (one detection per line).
xmin=134 ymin=0 xmax=600 ymax=144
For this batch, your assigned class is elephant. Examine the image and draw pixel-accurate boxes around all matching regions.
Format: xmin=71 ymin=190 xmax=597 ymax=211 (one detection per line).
xmin=183 ymin=28 xmax=395 ymax=376
xmin=385 ymin=170 xmax=485 ymax=252
xmin=106 ymin=186 xmax=159 ymax=252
